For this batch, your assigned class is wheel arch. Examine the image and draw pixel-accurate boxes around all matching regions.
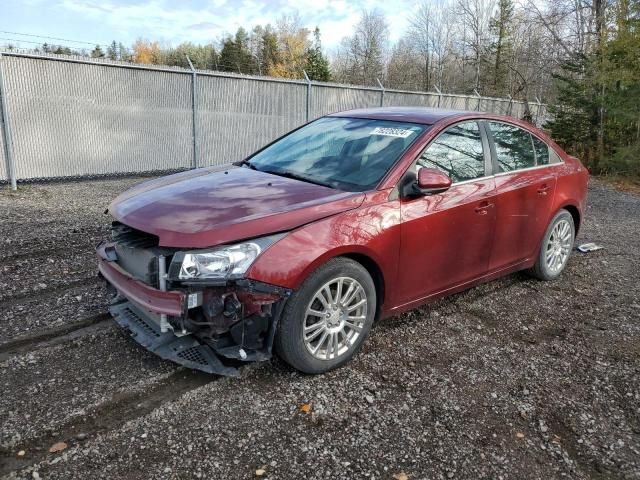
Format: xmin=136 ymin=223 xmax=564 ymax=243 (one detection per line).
xmin=559 ymin=203 xmax=581 ymax=235
xmin=289 ymin=247 xmax=388 ymax=320
xmin=341 ymin=252 xmax=385 ymax=321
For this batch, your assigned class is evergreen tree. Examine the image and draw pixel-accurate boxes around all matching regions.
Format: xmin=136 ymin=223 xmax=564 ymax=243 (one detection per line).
xmin=219 ymin=28 xmax=254 ymax=73
xmin=118 ymin=43 xmax=131 ymax=62
xmin=107 ymin=41 xmax=118 ymax=60
xmin=547 ymin=0 xmax=640 ymax=176
xmin=304 ymin=27 xmax=331 ymax=81
xmin=546 ymin=54 xmax=599 ymax=163
xmin=91 ymin=45 xmax=105 ymax=58
xmin=261 ymin=27 xmax=280 ymax=75
xmin=489 ymin=0 xmax=514 ymax=96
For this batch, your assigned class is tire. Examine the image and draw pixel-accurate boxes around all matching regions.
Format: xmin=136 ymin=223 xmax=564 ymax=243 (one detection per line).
xmin=275 ymin=258 xmax=377 ymax=374
xmin=528 ymin=209 xmax=575 ymax=281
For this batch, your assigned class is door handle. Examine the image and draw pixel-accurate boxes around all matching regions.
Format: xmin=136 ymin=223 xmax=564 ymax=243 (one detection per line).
xmin=538 ymin=184 xmax=551 ymax=195
xmin=474 ymin=201 xmax=493 ymax=215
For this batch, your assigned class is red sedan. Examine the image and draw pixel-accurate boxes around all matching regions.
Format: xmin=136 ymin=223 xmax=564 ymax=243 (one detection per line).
xmin=97 ymin=107 xmax=589 ymax=376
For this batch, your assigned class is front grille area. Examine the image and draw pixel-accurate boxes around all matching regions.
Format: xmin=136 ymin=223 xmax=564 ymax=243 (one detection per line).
xmin=110 ymin=222 xmax=167 ymax=287
xmin=111 ymin=222 xmax=159 ymax=248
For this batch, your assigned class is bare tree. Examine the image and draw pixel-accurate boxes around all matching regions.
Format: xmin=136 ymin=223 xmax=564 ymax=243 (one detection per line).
xmin=456 ymin=0 xmax=496 ymax=92
xmin=387 ymin=38 xmax=422 ymax=90
xmin=409 ymin=2 xmax=434 ymax=90
xmin=332 ymin=10 xmax=390 ymax=86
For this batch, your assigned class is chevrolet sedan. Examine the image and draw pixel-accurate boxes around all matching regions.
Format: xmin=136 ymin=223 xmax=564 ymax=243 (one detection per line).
xmin=97 ymin=107 xmax=589 ymax=376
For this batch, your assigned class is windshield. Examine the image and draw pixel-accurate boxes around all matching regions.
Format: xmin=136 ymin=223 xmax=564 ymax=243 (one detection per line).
xmin=246 ymin=117 xmax=428 ymax=191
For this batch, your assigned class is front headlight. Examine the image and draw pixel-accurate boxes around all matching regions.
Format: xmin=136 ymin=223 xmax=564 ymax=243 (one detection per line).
xmin=170 ymin=234 xmax=285 ymax=281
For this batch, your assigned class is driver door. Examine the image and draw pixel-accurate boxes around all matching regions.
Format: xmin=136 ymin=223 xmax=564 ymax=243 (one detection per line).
xmin=396 ymin=121 xmax=497 ymax=306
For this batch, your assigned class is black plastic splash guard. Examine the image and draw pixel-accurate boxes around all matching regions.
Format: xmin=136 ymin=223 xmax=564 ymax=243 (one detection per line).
xmin=109 ymin=301 xmax=241 ymax=376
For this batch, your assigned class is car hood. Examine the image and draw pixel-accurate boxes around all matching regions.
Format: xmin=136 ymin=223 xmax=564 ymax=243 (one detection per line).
xmin=109 ymin=165 xmax=365 ymax=248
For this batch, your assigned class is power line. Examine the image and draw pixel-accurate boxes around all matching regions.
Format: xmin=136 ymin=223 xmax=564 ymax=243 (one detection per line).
xmin=0 ymin=30 xmax=103 ymax=46
xmin=0 ymin=37 xmax=51 ymax=46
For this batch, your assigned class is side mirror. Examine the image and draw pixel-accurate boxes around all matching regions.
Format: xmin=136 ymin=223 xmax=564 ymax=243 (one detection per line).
xmin=414 ymin=168 xmax=452 ymax=195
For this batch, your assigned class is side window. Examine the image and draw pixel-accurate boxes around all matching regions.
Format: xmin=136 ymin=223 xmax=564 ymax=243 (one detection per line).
xmin=549 ymin=149 xmax=562 ymax=164
xmin=417 ymin=121 xmax=485 ymax=183
xmin=488 ymin=122 xmax=536 ymax=172
xmin=532 ymin=136 xmax=550 ymax=165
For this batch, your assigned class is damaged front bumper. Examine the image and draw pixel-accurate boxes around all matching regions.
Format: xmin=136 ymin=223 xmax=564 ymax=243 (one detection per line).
xmin=97 ymin=242 xmax=291 ymax=376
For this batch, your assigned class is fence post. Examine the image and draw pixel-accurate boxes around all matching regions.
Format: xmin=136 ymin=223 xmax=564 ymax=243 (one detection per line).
xmin=303 ymin=70 xmax=311 ymax=122
xmin=507 ymin=95 xmax=513 ymax=116
xmin=376 ymin=78 xmax=385 ymax=107
xmin=473 ymin=89 xmax=481 ymax=112
xmin=186 ymin=55 xmax=199 ymax=169
xmin=535 ymin=96 xmax=543 ymax=126
xmin=0 ymin=53 xmax=17 ymax=190
xmin=434 ymin=85 xmax=442 ymax=108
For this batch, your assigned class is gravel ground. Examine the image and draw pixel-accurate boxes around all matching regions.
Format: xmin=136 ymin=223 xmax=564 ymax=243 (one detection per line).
xmin=0 ymin=177 xmax=638 ymax=480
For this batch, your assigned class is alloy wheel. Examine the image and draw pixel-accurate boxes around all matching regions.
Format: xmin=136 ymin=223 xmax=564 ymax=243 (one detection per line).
xmin=545 ymin=219 xmax=573 ymax=273
xmin=302 ymin=276 xmax=368 ymax=361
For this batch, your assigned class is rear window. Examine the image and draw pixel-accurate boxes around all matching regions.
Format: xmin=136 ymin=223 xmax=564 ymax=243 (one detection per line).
xmin=532 ymin=136 xmax=550 ymax=165
xmin=488 ymin=122 xmax=536 ymax=172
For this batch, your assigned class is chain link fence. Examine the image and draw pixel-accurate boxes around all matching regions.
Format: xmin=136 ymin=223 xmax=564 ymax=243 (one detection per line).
xmin=0 ymin=51 xmax=547 ymax=187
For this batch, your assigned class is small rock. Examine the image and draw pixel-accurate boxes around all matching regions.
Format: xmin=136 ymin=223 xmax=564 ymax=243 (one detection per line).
xmin=75 ymin=433 xmax=88 ymax=441
xmin=365 ymin=395 xmax=375 ymax=404
xmin=32 ymin=472 xmax=41 ymax=480
xmin=48 ymin=441 xmax=68 ymax=453
xmin=164 ymin=467 xmax=172 ymax=473
xmin=17 ymin=450 xmax=26 ymax=457
xmin=256 ymin=467 xmax=266 ymax=476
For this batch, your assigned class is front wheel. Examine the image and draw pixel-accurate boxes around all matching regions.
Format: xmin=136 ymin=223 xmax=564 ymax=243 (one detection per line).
xmin=275 ymin=258 xmax=376 ymax=374
xmin=528 ymin=209 xmax=575 ymax=281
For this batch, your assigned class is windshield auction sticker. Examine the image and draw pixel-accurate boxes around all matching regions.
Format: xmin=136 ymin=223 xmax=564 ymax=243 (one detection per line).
xmin=370 ymin=127 xmax=415 ymax=138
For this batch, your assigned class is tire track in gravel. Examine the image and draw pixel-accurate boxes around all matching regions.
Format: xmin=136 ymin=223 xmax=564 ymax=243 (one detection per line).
xmin=0 ymin=312 xmax=113 ymax=362
xmin=1 ymin=281 xmax=110 ymax=342
xmin=0 ymin=243 xmax=96 ymax=264
xmin=0 ymin=369 xmax=216 ymax=475
xmin=0 ymin=276 xmax=101 ymax=308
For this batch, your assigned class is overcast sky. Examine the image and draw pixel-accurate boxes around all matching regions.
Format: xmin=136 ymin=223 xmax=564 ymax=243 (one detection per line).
xmin=0 ymin=0 xmax=418 ymax=53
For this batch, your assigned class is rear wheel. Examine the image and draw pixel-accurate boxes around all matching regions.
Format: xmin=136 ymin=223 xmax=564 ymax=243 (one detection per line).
xmin=528 ymin=209 xmax=575 ymax=281
xmin=275 ymin=258 xmax=376 ymax=374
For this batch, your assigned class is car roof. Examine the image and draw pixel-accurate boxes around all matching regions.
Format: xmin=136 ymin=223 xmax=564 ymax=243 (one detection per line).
xmin=329 ymin=106 xmax=477 ymax=125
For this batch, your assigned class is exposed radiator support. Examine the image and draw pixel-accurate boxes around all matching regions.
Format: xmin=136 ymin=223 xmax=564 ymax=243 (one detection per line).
xmin=158 ymin=255 xmax=171 ymax=333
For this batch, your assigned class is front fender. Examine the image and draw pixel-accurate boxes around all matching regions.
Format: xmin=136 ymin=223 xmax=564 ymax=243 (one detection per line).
xmin=247 ymin=195 xmax=401 ymax=303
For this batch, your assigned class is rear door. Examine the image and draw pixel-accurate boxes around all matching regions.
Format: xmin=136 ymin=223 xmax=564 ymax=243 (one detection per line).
xmin=485 ymin=121 xmax=558 ymax=271
xmin=397 ymin=121 xmax=497 ymax=305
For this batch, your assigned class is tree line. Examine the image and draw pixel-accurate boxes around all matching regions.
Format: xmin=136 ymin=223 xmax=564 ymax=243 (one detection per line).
xmin=36 ymin=15 xmax=331 ymax=81
xmin=14 ymin=1 xmax=640 ymax=177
